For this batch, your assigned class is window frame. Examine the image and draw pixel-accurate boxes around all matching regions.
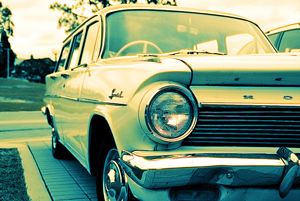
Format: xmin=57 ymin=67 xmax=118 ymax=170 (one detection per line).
xmin=65 ymin=31 xmax=84 ymax=70
xmin=55 ymin=15 xmax=102 ymax=73
xmin=267 ymin=32 xmax=283 ymax=50
xmin=78 ymin=19 xmax=101 ymax=65
xmin=278 ymin=29 xmax=300 ymax=52
xmin=55 ymin=41 xmax=71 ymax=73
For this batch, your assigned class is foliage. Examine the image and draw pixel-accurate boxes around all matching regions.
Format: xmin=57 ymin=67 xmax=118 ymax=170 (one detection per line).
xmin=0 ymin=44 xmax=16 ymax=78
xmin=50 ymin=0 xmax=177 ymax=33
xmin=12 ymin=56 xmax=56 ymax=83
xmin=0 ymin=148 xmax=30 ymax=200
xmin=0 ymin=1 xmax=14 ymax=36
xmin=0 ymin=1 xmax=16 ymax=78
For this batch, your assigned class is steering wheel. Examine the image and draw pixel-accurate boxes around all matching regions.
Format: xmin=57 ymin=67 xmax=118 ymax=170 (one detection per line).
xmin=116 ymin=40 xmax=163 ymax=56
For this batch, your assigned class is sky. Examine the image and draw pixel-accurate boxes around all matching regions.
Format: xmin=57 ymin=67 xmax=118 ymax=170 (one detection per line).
xmin=2 ymin=0 xmax=300 ymax=61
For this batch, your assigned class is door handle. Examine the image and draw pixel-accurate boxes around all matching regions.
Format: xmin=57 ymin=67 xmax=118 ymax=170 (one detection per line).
xmin=71 ymin=63 xmax=88 ymax=71
xmin=61 ymin=74 xmax=70 ymax=79
xmin=50 ymin=76 xmax=58 ymax=80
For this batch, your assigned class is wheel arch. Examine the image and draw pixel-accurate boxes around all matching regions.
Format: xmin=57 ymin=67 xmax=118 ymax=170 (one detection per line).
xmin=88 ymin=114 xmax=116 ymax=176
xmin=44 ymin=105 xmax=54 ymax=128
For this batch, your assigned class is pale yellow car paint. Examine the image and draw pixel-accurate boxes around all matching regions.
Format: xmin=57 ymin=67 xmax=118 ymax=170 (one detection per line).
xmin=43 ymin=4 xmax=300 ymax=200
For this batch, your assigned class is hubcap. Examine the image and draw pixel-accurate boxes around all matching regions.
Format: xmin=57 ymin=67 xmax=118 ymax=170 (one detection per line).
xmin=103 ymin=149 xmax=128 ymax=201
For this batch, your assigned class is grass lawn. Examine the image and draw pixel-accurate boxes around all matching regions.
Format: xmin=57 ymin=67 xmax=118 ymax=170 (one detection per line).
xmin=0 ymin=78 xmax=45 ymax=112
xmin=0 ymin=148 xmax=30 ymax=201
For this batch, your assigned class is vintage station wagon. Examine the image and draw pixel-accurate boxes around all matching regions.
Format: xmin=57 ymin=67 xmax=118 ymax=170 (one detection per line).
xmin=43 ymin=4 xmax=300 ymax=201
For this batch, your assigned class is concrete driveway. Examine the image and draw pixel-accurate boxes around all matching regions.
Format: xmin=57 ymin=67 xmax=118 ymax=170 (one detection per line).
xmin=0 ymin=111 xmax=97 ymax=200
xmin=0 ymin=111 xmax=50 ymax=142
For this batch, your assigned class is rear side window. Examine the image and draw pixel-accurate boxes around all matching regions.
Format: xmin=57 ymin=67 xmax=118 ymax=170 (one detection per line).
xmin=279 ymin=29 xmax=300 ymax=52
xmin=56 ymin=41 xmax=71 ymax=72
xmin=67 ymin=32 xmax=83 ymax=69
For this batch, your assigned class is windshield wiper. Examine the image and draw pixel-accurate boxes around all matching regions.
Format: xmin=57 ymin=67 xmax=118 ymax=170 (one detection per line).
xmin=164 ymin=49 xmax=225 ymax=56
xmin=138 ymin=49 xmax=225 ymax=58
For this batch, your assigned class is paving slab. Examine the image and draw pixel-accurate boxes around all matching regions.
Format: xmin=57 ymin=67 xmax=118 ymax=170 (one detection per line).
xmin=27 ymin=140 xmax=97 ymax=200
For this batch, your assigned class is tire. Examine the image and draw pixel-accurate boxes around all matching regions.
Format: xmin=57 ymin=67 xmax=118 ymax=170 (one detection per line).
xmin=51 ymin=130 xmax=67 ymax=159
xmin=96 ymin=146 xmax=138 ymax=201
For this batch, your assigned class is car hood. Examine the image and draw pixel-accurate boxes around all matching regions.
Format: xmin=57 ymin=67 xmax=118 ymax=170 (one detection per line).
xmin=173 ymin=54 xmax=300 ymax=86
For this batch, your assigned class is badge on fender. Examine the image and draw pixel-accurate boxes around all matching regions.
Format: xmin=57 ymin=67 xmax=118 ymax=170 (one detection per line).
xmin=109 ymin=88 xmax=123 ymax=99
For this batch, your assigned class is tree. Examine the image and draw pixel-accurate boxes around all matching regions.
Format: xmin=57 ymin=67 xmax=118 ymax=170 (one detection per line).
xmin=12 ymin=56 xmax=55 ymax=83
xmin=0 ymin=1 xmax=15 ymax=78
xmin=50 ymin=0 xmax=177 ymax=33
xmin=0 ymin=1 xmax=13 ymax=36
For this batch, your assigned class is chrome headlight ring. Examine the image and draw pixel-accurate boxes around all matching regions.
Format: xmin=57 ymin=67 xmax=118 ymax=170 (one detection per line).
xmin=142 ymin=85 xmax=198 ymax=144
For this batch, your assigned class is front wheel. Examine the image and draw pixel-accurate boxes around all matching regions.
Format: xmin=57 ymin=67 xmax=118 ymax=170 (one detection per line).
xmin=97 ymin=148 xmax=138 ymax=201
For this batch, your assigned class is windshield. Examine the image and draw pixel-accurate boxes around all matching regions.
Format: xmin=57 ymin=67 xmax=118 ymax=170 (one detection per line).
xmin=103 ymin=10 xmax=275 ymax=58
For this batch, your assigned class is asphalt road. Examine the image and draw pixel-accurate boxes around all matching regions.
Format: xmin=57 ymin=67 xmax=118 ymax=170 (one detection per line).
xmin=0 ymin=111 xmax=51 ymax=142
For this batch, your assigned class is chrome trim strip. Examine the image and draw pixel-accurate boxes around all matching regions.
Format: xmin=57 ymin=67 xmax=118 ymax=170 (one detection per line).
xmin=60 ymin=95 xmax=78 ymax=101
xmin=78 ymin=98 xmax=127 ymax=106
xmin=121 ymin=150 xmax=284 ymax=171
xmin=44 ymin=94 xmax=59 ymax=98
xmin=200 ymin=102 xmax=300 ymax=107
xmin=44 ymin=95 xmax=127 ymax=106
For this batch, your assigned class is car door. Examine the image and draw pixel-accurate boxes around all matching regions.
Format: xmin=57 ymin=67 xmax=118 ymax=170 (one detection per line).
xmin=45 ymin=41 xmax=71 ymax=137
xmin=76 ymin=20 xmax=101 ymax=160
xmin=59 ymin=30 xmax=86 ymax=159
xmin=60 ymin=19 xmax=101 ymax=162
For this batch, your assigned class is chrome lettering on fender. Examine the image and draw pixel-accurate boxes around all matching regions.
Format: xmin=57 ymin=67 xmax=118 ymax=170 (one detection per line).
xmin=243 ymin=95 xmax=253 ymax=99
xmin=109 ymin=88 xmax=123 ymax=99
xmin=283 ymin=96 xmax=293 ymax=100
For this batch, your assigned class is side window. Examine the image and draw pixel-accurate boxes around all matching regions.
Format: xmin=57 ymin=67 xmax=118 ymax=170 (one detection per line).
xmin=226 ymin=33 xmax=255 ymax=55
xmin=194 ymin=40 xmax=218 ymax=53
xmin=278 ymin=29 xmax=300 ymax=52
xmin=67 ymin=32 xmax=83 ymax=69
xmin=80 ymin=21 xmax=100 ymax=65
xmin=267 ymin=33 xmax=281 ymax=47
xmin=56 ymin=42 xmax=71 ymax=72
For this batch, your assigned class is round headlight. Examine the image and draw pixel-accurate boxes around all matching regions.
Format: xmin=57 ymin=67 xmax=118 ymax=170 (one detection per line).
xmin=145 ymin=89 xmax=197 ymax=142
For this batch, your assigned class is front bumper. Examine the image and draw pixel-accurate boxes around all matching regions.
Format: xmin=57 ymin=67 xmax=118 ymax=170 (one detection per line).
xmin=120 ymin=147 xmax=300 ymax=198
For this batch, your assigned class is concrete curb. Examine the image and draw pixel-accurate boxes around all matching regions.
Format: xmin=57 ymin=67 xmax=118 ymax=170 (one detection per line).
xmin=0 ymin=143 xmax=52 ymax=201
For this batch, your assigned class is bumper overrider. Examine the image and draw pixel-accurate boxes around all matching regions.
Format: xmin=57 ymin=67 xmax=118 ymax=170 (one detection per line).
xmin=120 ymin=147 xmax=299 ymax=198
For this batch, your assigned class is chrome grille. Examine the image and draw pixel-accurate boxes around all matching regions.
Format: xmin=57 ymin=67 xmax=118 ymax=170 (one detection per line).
xmin=182 ymin=105 xmax=300 ymax=147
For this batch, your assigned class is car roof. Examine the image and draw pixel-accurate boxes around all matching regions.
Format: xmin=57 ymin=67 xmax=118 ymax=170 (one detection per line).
xmin=266 ymin=22 xmax=300 ymax=35
xmin=63 ymin=4 xmax=255 ymax=43
xmin=98 ymin=4 xmax=250 ymax=21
